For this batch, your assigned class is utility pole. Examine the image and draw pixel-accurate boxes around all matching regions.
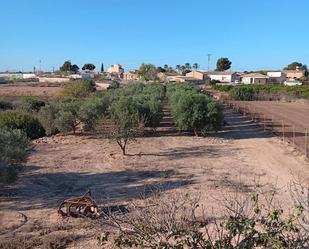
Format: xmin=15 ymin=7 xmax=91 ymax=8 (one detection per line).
xmin=39 ymin=60 xmax=42 ymax=73
xmin=207 ymin=54 xmax=211 ymax=72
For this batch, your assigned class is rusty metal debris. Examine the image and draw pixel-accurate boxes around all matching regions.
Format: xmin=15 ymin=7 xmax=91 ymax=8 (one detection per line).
xmin=58 ymin=190 xmax=99 ymax=218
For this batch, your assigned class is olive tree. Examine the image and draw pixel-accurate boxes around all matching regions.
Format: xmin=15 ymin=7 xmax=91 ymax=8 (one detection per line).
xmin=107 ymin=97 xmax=141 ymax=155
xmin=0 ymin=129 xmax=30 ymax=183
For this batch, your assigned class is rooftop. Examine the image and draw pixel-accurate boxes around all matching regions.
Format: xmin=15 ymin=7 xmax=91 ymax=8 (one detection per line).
xmin=207 ymin=71 xmax=236 ymax=75
xmin=241 ymin=73 xmax=269 ymax=78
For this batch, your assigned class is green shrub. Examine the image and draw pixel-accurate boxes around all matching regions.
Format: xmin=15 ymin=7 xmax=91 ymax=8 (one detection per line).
xmin=0 ymin=111 xmax=45 ymax=139
xmin=0 ymin=129 xmax=30 ymax=183
xmin=60 ymin=79 xmax=96 ymax=98
xmin=38 ymin=104 xmax=60 ymax=136
xmin=205 ymin=101 xmax=224 ymax=131
xmin=229 ymin=85 xmax=257 ymax=100
xmin=0 ymin=99 xmax=13 ymax=111
xmin=111 ymin=83 xmax=165 ymax=128
xmin=78 ymin=95 xmax=111 ymax=131
xmin=54 ymin=102 xmax=80 ymax=134
xmin=107 ymin=81 xmax=120 ymax=90
xmin=17 ymin=97 xmax=45 ymax=113
xmin=213 ymin=84 xmax=234 ymax=92
xmin=167 ymin=83 xmax=222 ymax=134
xmin=216 ymin=84 xmax=309 ymax=101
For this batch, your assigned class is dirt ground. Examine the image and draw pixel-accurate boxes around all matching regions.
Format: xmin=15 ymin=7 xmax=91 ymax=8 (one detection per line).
xmin=0 ymin=84 xmax=62 ymax=97
xmin=0 ymin=107 xmax=308 ymax=248
xmin=230 ymin=100 xmax=309 ymax=155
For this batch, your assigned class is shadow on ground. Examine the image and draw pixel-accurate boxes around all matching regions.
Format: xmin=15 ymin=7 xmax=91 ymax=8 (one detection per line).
xmin=0 ymin=168 xmax=193 ymax=211
xmin=218 ymin=108 xmax=275 ymax=139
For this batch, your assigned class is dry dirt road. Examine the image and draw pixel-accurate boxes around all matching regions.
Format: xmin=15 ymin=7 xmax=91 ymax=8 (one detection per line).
xmin=230 ymin=100 xmax=309 ymax=155
xmin=0 ymin=106 xmax=308 ymax=248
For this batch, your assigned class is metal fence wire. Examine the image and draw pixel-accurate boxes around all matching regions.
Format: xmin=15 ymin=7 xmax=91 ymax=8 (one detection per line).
xmin=224 ymin=100 xmax=308 ymax=158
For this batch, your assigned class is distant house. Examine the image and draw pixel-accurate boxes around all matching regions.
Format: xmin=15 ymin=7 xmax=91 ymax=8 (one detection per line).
xmin=241 ymin=73 xmax=269 ymax=84
xmin=22 ymin=73 xmax=37 ymax=79
xmin=284 ymin=69 xmax=305 ymax=80
xmin=167 ymin=75 xmax=203 ymax=84
xmin=123 ymin=71 xmax=138 ymax=81
xmin=107 ymin=64 xmax=124 ymax=74
xmin=267 ymin=71 xmax=286 ymax=83
xmin=185 ymin=71 xmax=208 ymax=81
xmin=157 ymin=72 xmax=178 ymax=82
xmin=0 ymin=73 xmax=23 ymax=81
xmin=207 ymin=71 xmax=238 ymax=83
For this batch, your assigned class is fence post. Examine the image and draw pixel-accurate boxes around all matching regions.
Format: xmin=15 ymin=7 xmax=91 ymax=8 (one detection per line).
xmin=264 ymin=114 xmax=266 ymax=131
xmin=305 ymin=130 xmax=308 ymax=158
xmin=282 ymin=120 xmax=285 ymax=142
xmin=293 ymin=125 xmax=295 ymax=147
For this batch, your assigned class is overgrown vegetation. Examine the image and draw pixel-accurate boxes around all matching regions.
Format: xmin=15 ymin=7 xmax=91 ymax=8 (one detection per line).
xmin=213 ymin=84 xmax=309 ymax=101
xmin=102 ymin=83 xmax=165 ymax=154
xmin=104 ymin=181 xmax=309 ymax=249
xmin=167 ymin=83 xmax=223 ymax=135
xmin=38 ymin=83 xmax=165 ymax=154
xmin=0 ymin=111 xmax=45 ymax=139
xmin=16 ymin=97 xmax=46 ymax=113
xmin=60 ymin=79 xmax=96 ymax=98
xmin=0 ymin=128 xmax=30 ymax=183
xmin=0 ymin=98 xmax=13 ymax=111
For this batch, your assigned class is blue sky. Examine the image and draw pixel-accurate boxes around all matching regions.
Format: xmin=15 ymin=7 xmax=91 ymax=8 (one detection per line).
xmin=1 ymin=0 xmax=308 ymax=72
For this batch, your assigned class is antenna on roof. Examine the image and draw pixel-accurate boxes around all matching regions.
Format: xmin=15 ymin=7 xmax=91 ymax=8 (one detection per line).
xmin=207 ymin=54 xmax=211 ymax=72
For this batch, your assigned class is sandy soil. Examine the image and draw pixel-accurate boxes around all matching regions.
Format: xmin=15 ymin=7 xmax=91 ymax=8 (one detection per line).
xmin=0 ymin=107 xmax=308 ymax=248
xmin=230 ymin=101 xmax=309 ymax=155
xmin=0 ymin=85 xmax=62 ymax=97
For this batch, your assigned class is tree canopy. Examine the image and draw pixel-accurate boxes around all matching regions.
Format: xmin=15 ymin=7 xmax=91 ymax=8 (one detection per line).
xmin=60 ymin=61 xmax=72 ymax=72
xmin=60 ymin=61 xmax=79 ymax=73
xmin=284 ymin=62 xmax=308 ymax=76
xmin=137 ymin=63 xmax=158 ymax=81
xmin=216 ymin=57 xmax=232 ymax=71
xmin=82 ymin=63 xmax=96 ymax=71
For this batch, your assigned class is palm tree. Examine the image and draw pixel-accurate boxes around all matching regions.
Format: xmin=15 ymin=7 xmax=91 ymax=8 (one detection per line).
xmin=180 ymin=65 xmax=186 ymax=75
xmin=193 ymin=63 xmax=200 ymax=71
xmin=185 ymin=63 xmax=191 ymax=70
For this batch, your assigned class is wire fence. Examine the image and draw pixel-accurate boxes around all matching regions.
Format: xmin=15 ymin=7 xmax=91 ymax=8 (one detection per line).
xmin=223 ymin=100 xmax=309 ymax=159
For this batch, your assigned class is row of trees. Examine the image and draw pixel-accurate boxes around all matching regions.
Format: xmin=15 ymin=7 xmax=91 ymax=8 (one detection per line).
xmin=214 ymin=84 xmax=309 ymax=101
xmin=59 ymin=61 xmax=100 ymax=73
xmin=166 ymin=83 xmax=223 ymax=135
xmin=138 ymin=58 xmax=233 ymax=81
xmin=38 ymin=83 xmax=165 ymax=155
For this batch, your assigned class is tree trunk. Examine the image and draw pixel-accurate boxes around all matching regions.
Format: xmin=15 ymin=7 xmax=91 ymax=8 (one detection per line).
xmin=121 ymin=146 xmax=126 ymax=155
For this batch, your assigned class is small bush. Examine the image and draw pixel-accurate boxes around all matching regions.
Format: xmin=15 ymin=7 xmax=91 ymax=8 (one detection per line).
xmin=107 ymin=80 xmax=120 ymax=90
xmin=0 ymin=128 xmax=30 ymax=183
xmin=167 ymin=83 xmax=223 ymax=134
xmin=38 ymin=104 xmax=60 ymax=136
xmin=17 ymin=97 xmax=45 ymax=113
xmin=54 ymin=102 xmax=80 ymax=134
xmin=0 ymin=99 xmax=13 ymax=111
xmin=60 ymin=80 xmax=96 ymax=98
xmin=78 ymin=95 xmax=111 ymax=131
xmin=0 ymin=111 xmax=45 ymax=139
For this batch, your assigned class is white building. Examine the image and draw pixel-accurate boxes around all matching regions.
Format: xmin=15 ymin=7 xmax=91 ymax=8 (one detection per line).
xmin=241 ymin=73 xmax=269 ymax=84
xmin=207 ymin=71 xmax=238 ymax=83
xmin=267 ymin=71 xmax=286 ymax=83
xmin=107 ymin=64 xmax=124 ymax=74
xmin=0 ymin=73 xmax=23 ymax=80
xmin=22 ymin=73 xmax=37 ymax=79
